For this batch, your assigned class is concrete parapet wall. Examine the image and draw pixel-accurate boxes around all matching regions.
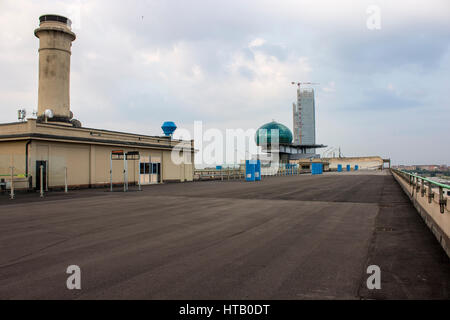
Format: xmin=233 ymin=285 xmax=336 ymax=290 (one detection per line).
xmin=392 ymin=170 xmax=450 ymax=258
xmin=323 ymin=156 xmax=383 ymax=170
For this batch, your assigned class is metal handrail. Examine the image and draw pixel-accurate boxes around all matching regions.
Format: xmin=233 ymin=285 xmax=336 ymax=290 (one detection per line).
xmin=391 ymin=168 xmax=448 ymax=214
xmin=194 ymin=168 xmax=244 ymax=181
xmin=391 ymin=169 xmax=450 ymax=189
xmin=0 ymin=174 xmax=30 ymax=178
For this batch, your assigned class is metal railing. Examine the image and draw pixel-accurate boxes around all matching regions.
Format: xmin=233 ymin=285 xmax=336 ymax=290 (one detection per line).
xmin=262 ymin=167 xmax=305 ymax=176
xmin=194 ymin=166 xmax=313 ymax=181
xmin=0 ymin=168 xmax=31 ymax=200
xmin=1 ymin=166 xmax=70 ymax=200
xmin=194 ymin=169 xmax=245 ymax=181
xmin=391 ymin=168 xmax=449 ymax=214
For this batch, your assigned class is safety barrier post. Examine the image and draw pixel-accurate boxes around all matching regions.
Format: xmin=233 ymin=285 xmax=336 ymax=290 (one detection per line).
xmin=428 ymin=181 xmax=434 ymax=204
xmin=40 ymin=165 xmax=44 ymax=198
xmin=64 ymin=167 xmax=68 ymax=193
xmin=110 ymin=152 xmax=113 ymax=192
xmin=439 ymin=187 xmax=447 ymax=214
xmin=123 ymin=156 xmax=127 ymax=192
xmin=138 ymin=157 xmax=141 ymax=191
xmin=10 ymin=166 xmax=14 ymax=200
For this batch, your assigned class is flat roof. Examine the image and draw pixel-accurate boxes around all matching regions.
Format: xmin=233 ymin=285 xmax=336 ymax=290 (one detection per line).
xmin=0 ymin=119 xmax=195 ymax=152
xmin=289 ymin=143 xmax=327 ymax=148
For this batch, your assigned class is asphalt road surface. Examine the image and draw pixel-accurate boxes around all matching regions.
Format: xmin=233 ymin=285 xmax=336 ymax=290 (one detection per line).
xmin=0 ymin=171 xmax=449 ymax=299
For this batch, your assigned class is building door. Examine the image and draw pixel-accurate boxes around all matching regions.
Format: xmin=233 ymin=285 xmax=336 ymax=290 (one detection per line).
xmin=155 ymin=163 xmax=161 ymax=183
xmin=35 ymin=160 xmax=47 ymax=190
xmin=150 ymin=163 xmax=158 ymax=184
xmin=139 ymin=156 xmax=161 ymax=185
xmin=140 ymin=162 xmax=149 ymax=184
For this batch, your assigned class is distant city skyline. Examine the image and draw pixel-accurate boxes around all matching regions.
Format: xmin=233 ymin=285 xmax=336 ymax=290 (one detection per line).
xmin=393 ymin=164 xmax=449 ymax=169
xmin=0 ymin=0 xmax=449 ymax=165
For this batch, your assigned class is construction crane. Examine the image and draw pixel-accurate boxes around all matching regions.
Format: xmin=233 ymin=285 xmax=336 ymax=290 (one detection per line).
xmin=291 ymin=82 xmax=320 ymax=88
xmin=291 ymin=82 xmax=319 ymax=145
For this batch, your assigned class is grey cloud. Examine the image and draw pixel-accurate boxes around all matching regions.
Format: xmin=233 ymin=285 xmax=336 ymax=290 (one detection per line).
xmin=0 ymin=0 xmax=449 ymax=164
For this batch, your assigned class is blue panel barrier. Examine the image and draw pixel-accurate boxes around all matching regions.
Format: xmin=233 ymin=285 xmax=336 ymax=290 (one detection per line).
xmin=245 ymin=160 xmax=256 ymax=181
xmin=337 ymin=164 xmax=342 ymax=172
xmin=255 ymin=160 xmax=261 ymax=181
xmin=311 ymin=163 xmax=323 ymax=175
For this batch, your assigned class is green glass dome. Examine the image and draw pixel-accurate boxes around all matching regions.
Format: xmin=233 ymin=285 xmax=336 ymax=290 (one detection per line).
xmin=255 ymin=121 xmax=293 ymax=146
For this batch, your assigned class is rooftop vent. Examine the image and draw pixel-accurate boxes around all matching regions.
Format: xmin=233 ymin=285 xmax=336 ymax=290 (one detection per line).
xmin=161 ymin=121 xmax=177 ymax=137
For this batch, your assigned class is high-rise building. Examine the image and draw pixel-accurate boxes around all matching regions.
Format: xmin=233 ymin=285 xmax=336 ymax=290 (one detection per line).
xmin=292 ymin=88 xmax=316 ymax=153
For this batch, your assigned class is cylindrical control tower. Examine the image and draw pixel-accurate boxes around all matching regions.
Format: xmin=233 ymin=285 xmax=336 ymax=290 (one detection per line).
xmin=34 ymin=14 xmax=76 ymax=123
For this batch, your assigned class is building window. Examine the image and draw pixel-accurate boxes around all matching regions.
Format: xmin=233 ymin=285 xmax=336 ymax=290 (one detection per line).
xmin=140 ymin=162 xmax=151 ymax=174
xmin=140 ymin=162 xmax=160 ymax=175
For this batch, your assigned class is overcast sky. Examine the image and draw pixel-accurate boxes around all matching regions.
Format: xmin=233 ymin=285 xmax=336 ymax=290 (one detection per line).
xmin=0 ymin=0 xmax=449 ymax=165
